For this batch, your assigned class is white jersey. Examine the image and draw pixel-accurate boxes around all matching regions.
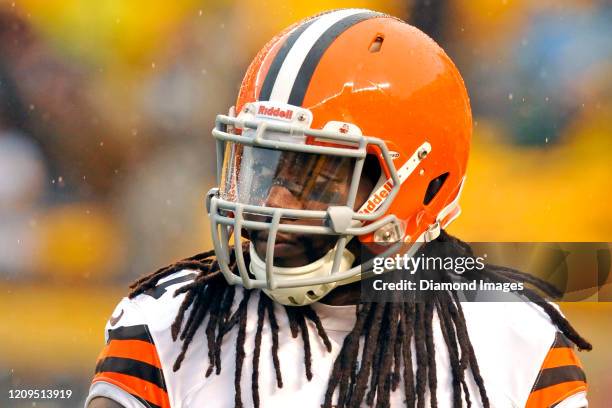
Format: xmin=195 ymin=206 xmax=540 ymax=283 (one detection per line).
xmin=85 ymin=270 xmax=588 ymax=408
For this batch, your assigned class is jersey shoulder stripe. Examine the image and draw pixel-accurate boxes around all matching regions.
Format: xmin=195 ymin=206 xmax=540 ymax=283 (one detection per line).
xmin=93 ymin=323 xmax=170 ymax=407
xmin=98 ymin=339 xmax=160 ymax=368
xmin=107 ymin=325 xmax=151 ymax=342
xmin=525 ymin=332 xmax=587 ymax=408
xmin=88 ymin=270 xmax=197 ymax=408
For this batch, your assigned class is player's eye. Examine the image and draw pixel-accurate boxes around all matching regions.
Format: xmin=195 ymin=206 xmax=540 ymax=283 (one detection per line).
xmin=253 ymin=162 xmax=273 ymax=177
xmin=272 ymin=178 xmax=300 ymax=195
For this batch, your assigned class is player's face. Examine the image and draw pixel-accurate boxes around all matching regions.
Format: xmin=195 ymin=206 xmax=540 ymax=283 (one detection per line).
xmin=244 ymin=150 xmax=375 ymax=267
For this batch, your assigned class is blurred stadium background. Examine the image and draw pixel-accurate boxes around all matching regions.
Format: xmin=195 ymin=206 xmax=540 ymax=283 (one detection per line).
xmin=0 ymin=0 xmax=609 ymax=406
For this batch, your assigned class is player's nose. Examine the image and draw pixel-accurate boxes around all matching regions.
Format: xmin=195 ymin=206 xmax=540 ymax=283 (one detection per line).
xmin=265 ymin=185 xmax=303 ymax=210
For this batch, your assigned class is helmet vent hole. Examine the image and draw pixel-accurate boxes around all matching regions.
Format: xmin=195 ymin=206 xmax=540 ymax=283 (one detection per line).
xmin=423 ymin=172 xmax=449 ymax=205
xmin=369 ymin=35 xmax=384 ymax=53
xmin=288 ymin=296 xmax=298 ymax=305
xmin=306 ymin=290 xmax=317 ymax=300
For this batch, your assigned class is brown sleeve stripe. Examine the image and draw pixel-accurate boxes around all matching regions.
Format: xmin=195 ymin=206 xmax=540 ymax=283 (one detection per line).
xmin=94 ymin=371 xmax=169 ymax=408
xmin=540 ymin=347 xmax=583 ymax=370
xmin=526 ymin=380 xmax=587 ymax=408
xmin=97 ymin=339 xmax=162 ymax=370
xmin=525 ymin=332 xmax=587 ymax=408
xmin=95 ymin=356 xmax=167 ymax=391
xmin=552 ymin=332 xmax=573 ymax=349
xmin=532 ymin=365 xmax=586 ymax=391
xmin=107 ymin=325 xmax=152 ymax=343
xmin=94 ymin=324 xmax=169 ymax=408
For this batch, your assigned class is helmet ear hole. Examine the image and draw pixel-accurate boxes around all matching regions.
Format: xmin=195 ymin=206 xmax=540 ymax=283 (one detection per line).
xmin=423 ymin=172 xmax=449 ymax=205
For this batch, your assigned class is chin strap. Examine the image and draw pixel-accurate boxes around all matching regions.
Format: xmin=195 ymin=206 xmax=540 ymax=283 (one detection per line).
xmin=249 ymin=243 xmax=355 ymax=306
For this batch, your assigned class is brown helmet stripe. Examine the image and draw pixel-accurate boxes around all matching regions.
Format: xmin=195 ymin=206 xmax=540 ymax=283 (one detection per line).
xmin=287 ymin=11 xmax=382 ymax=106
xmin=258 ymin=17 xmax=318 ymax=101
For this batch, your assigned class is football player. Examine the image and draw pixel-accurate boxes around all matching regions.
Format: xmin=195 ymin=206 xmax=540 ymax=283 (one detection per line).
xmin=86 ymin=9 xmax=591 ymax=408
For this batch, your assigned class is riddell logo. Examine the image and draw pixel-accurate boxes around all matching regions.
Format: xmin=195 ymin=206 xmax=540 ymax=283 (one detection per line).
xmin=359 ymin=181 xmax=393 ymax=214
xmin=257 ymin=105 xmax=293 ymax=120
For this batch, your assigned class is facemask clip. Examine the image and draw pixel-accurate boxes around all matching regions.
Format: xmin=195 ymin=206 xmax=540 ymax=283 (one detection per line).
xmin=373 ymin=220 xmax=404 ymax=243
xmin=206 ymin=188 xmax=219 ymax=213
xmin=327 ymin=206 xmax=354 ymax=233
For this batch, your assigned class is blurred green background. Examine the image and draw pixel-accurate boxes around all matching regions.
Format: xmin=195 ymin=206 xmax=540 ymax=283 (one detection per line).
xmin=0 ymin=0 xmax=610 ymax=406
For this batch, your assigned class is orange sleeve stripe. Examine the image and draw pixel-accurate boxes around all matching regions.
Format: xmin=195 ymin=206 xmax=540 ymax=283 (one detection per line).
xmin=97 ymin=339 xmax=162 ymax=369
xmin=540 ymin=347 xmax=583 ymax=370
xmin=525 ymin=380 xmax=587 ymax=408
xmin=94 ymin=371 xmax=170 ymax=408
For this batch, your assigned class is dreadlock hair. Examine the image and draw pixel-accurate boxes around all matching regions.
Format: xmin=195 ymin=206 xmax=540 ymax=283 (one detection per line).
xmin=129 ymin=231 xmax=592 ymax=408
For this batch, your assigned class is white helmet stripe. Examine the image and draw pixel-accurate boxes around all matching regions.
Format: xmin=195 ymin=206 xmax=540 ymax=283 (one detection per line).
xmin=258 ymin=16 xmax=318 ymax=102
xmin=268 ymin=9 xmax=371 ymax=104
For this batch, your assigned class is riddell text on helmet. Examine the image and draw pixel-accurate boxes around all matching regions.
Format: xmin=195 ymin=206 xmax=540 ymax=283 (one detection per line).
xmin=358 ymin=180 xmax=393 ymax=214
xmin=257 ymin=105 xmax=294 ymax=120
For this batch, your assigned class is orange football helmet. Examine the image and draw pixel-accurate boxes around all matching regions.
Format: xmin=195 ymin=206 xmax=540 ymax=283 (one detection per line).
xmin=207 ymin=9 xmax=471 ymax=305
